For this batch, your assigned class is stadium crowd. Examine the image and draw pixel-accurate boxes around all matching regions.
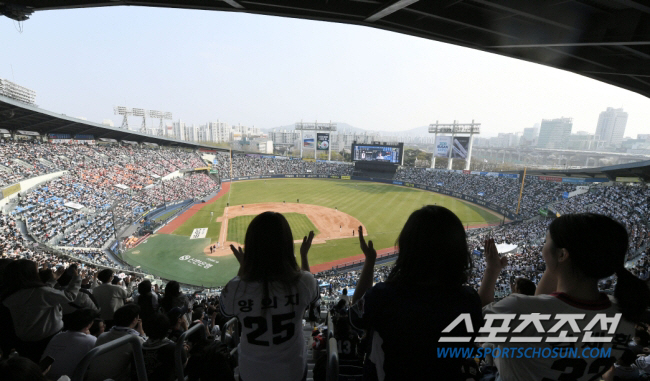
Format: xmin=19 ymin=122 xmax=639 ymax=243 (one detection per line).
xmin=1 ymin=139 xmax=650 ymax=380
xmin=394 ymin=167 xmax=575 ymax=219
xmin=211 ymin=152 xmax=354 ymax=178
xmin=551 ymin=184 xmax=650 ymax=255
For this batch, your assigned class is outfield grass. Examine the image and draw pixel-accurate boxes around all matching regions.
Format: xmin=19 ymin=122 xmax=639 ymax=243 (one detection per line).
xmin=123 ymin=234 xmax=238 ymax=287
xmin=125 ymin=179 xmax=502 ymax=286
xmin=227 ymin=212 xmax=320 ymax=244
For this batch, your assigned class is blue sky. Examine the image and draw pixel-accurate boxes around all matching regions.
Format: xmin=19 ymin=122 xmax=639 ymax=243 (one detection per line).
xmin=2 ymin=6 xmax=649 ymax=137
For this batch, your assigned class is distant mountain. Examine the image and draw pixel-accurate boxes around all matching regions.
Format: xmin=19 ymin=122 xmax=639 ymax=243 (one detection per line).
xmin=264 ymin=123 xmax=431 ymax=137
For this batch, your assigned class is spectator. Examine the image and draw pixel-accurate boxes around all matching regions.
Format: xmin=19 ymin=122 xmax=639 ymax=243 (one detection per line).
xmin=87 ymin=304 xmax=146 ymax=381
xmin=56 ymin=264 xmax=99 ymax=330
xmin=134 ymin=279 xmax=159 ymax=335
xmin=160 ymin=280 xmax=190 ymax=313
xmin=478 ymin=213 xmax=650 ymax=381
xmin=510 ymin=277 xmax=536 ymax=296
xmin=0 ymin=356 xmax=49 ymax=381
xmin=140 ymin=312 xmax=186 ymax=381
xmin=339 ymin=288 xmax=350 ymax=306
xmin=166 ymin=306 xmax=189 ymax=343
xmin=1 ymin=259 xmax=80 ymax=362
xmin=89 ymin=318 xmax=105 ymax=338
xmin=0 ymin=258 xmax=18 ymax=358
xmin=220 ymin=212 xmax=320 ymax=381
xmin=350 ymin=206 xmax=482 ymax=380
xmin=93 ymin=269 xmax=131 ymax=328
xmin=41 ymin=308 xmax=99 ymax=379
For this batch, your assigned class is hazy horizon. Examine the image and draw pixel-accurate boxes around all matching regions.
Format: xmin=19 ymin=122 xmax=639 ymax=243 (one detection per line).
xmin=2 ymin=6 xmax=650 ymax=139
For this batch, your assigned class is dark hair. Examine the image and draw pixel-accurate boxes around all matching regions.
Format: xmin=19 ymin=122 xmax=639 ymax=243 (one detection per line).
xmin=97 ymin=269 xmax=113 ymax=283
xmin=161 ymin=281 xmax=181 ymax=312
xmin=192 ymin=307 xmax=205 ymax=322
xmin=113 ymin=304 xmax=141 ymax=327
xmin=514 ymin=278 xmax=536 ymax=296
xmin=387 ymin=206 xmax=472 ymax=289
xmin=342 ymin=288 xmax=347 ymax=295
xmin=619 ymin=349 xmax=637 ymax=366
xmin=90 ymin=319 xmax=105 ymax=337
xmin=0 ymin=356 xmax=48 ymax=381
xmin=239 ymin=212 xmax=301 ymax=304
xmin=137 ymin=280 xmax=156 ymax=319
xmin=38 ymin=268 xmax=54 ymax=284
xmin=1 ymin=259 xmax=45 ymax=298
xmin=57 ymin=264 xmax=78 ymax=287
xmin=549 ymin=213 xmax=650 ymax=322
xmin=67 ymin=308 xmax=100 ymax=331
xmin=0 ymin=258 xmax=11 ymax=285
xmin=147 ymin=313 xmax=171 ymax=341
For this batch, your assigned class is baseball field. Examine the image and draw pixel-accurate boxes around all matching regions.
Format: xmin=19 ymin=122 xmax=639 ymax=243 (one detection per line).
xmin=122 ymin=179 xmax=502 ymax=287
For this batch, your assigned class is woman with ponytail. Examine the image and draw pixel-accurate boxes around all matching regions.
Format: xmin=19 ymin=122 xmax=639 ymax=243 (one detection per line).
xmin=479 ymin=213 xmax=650 ymax=381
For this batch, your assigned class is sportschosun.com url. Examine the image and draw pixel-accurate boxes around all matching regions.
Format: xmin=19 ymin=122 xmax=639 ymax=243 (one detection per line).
xmin=437 ymin=347 xmax=612 ymax=359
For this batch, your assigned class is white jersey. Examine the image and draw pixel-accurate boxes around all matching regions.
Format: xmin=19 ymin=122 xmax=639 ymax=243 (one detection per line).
xmin=220 ymin=271 xmax=319 ymax=381
xmin=483 ymin=293 xmax=634 ymax=381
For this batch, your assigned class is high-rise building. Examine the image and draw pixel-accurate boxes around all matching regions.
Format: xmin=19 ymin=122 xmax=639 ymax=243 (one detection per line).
xmin=172 ymin=120 xmax=185 ymax=140
xmin=595 ymin=107 xmax=628 ymax=147
xmin=0 ymin=78 xmax=36 ymax=105
xmin=537 ymin=118 xmax=573 ymax=149
xmin=521 ymin=126 xmax=539 ymax=146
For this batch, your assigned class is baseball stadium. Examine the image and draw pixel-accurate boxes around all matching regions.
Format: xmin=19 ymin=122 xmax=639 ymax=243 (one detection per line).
xmin=122 ymin=176 xmax=503 ymax=287
xmin=3 ymin=2 xmax=650 ymax=381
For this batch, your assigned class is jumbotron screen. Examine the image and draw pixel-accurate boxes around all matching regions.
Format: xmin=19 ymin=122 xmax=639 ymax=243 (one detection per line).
xmin=352 ymin=144 xmax=403 ymax=164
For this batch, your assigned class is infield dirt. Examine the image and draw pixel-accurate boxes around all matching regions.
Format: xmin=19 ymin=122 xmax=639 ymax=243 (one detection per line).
xmin=204 ymin=203 xmax=366 ymax=256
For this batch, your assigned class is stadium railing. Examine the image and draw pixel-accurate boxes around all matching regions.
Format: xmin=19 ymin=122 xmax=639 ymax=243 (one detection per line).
xmin=222 ymin=317 xmax=241 ymax=359
xmin=331 ymin=251 xmax=398 ymax=272
xmin=326 ymin=337 xmax=339 ymax=381
xmin=175 ymin=323 xmax=205 ymax=381
xmin=71 ymin=334 xmax=148 ymax=381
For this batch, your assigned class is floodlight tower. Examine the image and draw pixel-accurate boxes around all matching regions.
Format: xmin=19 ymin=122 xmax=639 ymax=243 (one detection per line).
xmin=132 ymin=108 xmax=147 ymax=133
xmin=114 ymin=106 xmax=134 ymax=129
xmin=149 ymin=110 xmax=173 ymax=136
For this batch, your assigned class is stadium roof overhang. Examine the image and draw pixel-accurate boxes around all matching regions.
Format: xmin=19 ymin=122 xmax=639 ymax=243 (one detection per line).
xmin=507 ymin=160 xmax=650 ymax=182
xmin=0 ymin=95 xmax=232 ymax=151
xmin=2 ymin=0 xmax=650 ymax=98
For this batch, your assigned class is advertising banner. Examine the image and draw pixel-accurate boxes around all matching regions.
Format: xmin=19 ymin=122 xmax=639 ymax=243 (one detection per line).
xmin=2 ymin=183 xmax=20 ymax=199
xmin=451 ymin=137 xmax=470 ymax=159
xmin=434 ymin=136 xmax=452 ymax=158
xmin=303 ymin=133 xmax=315 ymax=149
xmin=317 ymin=133 xmax=330 ymax=150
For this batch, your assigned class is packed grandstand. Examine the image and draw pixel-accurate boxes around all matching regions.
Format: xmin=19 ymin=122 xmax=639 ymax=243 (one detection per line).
xmin=0 ymin=137 xmax=649 ymax=381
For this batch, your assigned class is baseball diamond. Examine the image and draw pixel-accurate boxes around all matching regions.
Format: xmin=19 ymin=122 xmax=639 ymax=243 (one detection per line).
xmin=122 ymin=178 xmax=502 ymax=287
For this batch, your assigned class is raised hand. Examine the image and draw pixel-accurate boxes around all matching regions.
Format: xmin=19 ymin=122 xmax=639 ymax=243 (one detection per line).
xmin=300 ymin=231 xmax=315 ymax=258
xmin=230 ymin=244 xmax=244 ymax=265
xmin=358 ymin=226 xmax=376 ymax=261
xmin=52 ymin=266 xmax=65 ymax=280
xmin=484 ymin=238 xmax=507 ymax=273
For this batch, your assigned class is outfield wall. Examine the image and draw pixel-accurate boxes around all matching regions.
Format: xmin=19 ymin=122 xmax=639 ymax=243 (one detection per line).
xmin=221 ymin=174 xmax=518 ymax=220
